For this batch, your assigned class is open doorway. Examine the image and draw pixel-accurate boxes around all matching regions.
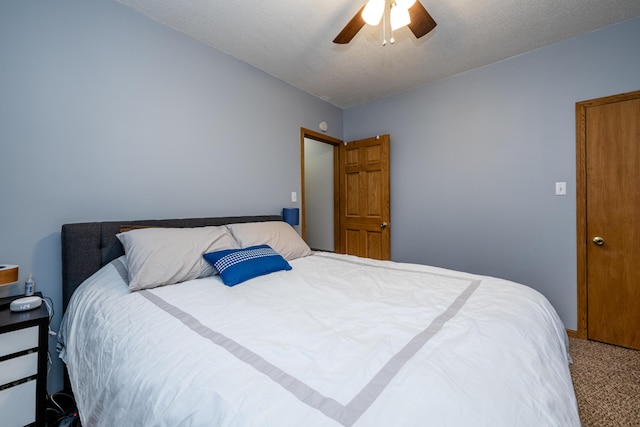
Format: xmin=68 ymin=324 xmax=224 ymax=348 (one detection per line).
xmin=300 ymin=128 xmax=342 ymax=251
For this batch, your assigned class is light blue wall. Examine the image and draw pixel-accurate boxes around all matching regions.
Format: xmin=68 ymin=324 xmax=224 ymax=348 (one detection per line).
xmin=344 ymin=17 xmax=640 ymax=332
xmin=0 ymin=0 xmax=342 ymax=393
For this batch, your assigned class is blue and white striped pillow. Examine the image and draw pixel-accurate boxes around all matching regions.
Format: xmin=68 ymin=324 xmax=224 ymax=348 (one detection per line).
xmin=203 ymin=245 xmax=292 ymax=286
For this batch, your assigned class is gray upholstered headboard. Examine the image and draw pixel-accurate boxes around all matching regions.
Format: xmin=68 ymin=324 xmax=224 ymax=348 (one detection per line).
xmin=60 ymin=215 xmax=282 ymax=311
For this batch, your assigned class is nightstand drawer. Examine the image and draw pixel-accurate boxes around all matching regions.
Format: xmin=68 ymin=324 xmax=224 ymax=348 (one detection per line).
xmin=0 ymin=326 xmax=38 ymax=358
xmin=0 ymin=379 xmax=36 ymax=427
xmin=0 ymin=352 xmax=38 ymax=386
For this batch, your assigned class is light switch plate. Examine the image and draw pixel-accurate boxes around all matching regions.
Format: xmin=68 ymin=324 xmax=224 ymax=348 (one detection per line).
xmin=555 ymin=182 xmax=567 ymax=196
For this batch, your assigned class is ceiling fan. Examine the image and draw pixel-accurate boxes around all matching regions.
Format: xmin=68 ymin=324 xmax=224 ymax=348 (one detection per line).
xmin=333 ymin=0 xmax=436 ymax=45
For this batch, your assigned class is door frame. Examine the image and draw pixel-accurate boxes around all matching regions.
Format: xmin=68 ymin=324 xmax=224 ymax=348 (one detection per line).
xmin=300 ymin=128 xmax=343 ymax=252
xmin=575 ymin=89 xmax=640 ymax=340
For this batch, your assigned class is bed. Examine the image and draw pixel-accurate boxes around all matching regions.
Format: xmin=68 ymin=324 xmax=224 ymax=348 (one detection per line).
xmin=58 ymin=215 xmax=580 ymax=426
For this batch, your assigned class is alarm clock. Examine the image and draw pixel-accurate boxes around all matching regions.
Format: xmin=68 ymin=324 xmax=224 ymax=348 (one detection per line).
xmin=10 ymin=296 xmax=42 ymax=312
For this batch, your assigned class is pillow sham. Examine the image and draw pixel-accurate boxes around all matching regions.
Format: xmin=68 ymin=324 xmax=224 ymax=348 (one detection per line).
xmin=226 ymin=221 xmax=312 ymax=261
xmin=203 ymin=244 xmax=292 ymax=286
xmin=117 ymin=226 xmax=240 ymax=291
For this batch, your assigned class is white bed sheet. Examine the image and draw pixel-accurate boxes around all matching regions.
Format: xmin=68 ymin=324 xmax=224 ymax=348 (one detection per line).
xmin=59 ymin=252 xmax=580 ymax=426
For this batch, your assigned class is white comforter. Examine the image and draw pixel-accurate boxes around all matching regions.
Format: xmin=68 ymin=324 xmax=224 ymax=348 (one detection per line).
xmin=59 ymin=252 xmax=580 ymax=426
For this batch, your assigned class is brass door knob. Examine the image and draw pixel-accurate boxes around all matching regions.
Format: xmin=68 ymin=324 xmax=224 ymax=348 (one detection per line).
xmin=592 ymin=236 xmax=604 ymax=246
xmin=380 ymin=222 xmax=388 ymax=229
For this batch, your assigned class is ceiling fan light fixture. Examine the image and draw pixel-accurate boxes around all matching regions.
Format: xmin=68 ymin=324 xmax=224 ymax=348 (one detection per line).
xmin=390 ymin=3 xmax=411 ymax=31
xmin=333 ymin=0 xmax=435 ymax=45
xmin=362 ymin=0 xmax=385 ymax=26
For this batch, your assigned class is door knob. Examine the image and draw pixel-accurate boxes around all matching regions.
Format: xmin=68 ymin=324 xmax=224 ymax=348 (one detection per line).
xmin=592 ymin=236 xmax=604 ymax=246
xmin=380 ymin=222 xmax=388 ymax=229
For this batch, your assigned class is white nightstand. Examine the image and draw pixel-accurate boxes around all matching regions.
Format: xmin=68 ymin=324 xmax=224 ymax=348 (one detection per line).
xmin=0 ymin=294 xmax=48 ymax=427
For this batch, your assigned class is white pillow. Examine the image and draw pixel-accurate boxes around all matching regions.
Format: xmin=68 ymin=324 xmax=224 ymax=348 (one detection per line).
xmin=117 ymin=226 xmax=240 ymax=291
xmin=226 ymin=221 xmax=312 ymax=261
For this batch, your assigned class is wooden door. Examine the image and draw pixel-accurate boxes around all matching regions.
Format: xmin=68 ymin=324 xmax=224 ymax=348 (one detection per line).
xmin=339 ymin=135 xmax=390 ymax=260
xmin=578 ymin=91 xmax=640 ymax=350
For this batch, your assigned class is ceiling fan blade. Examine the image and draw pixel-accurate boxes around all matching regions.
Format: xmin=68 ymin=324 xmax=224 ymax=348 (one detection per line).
xmin=333 ymin=5 xmax=366 ymax=44
xmin=407 ymin=1 xmax=437 ymax=39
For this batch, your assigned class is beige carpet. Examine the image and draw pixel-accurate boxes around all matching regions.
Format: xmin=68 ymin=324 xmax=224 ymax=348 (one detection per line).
xmin=569 ymin=337 xmax=640 ymax=426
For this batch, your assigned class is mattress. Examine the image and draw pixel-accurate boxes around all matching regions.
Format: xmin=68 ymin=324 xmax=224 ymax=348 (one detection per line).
xmin=58 ymin=252 xmax=580 ymax=426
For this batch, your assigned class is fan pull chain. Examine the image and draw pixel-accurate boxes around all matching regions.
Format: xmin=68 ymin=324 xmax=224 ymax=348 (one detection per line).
xmin=389 ymin=0 xmax=395 ymax=44
xmin=382 ymin=5 xmax=387 ymax=46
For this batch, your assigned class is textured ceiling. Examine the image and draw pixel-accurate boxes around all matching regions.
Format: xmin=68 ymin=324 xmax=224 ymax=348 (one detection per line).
xmin=116 ymin=0 xmax=640 ymax=108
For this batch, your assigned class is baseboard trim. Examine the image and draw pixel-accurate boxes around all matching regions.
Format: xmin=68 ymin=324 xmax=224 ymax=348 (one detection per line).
xmin=566 ymin=329 xmax=580 ymax=339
